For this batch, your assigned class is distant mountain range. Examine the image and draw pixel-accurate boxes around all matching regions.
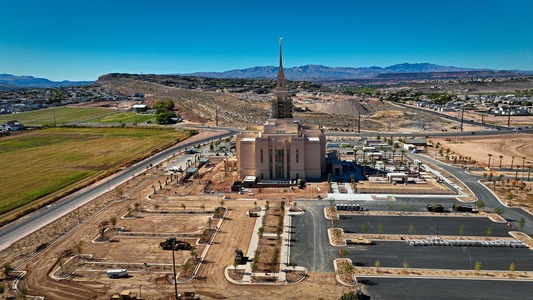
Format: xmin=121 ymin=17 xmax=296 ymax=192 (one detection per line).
xmin=186 ymin=63 xmax=532 ymax=81
xmin=0 ymin=74 xmax=93 ymax=89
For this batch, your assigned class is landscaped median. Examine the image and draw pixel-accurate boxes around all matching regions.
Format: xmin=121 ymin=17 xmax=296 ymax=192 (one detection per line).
xmin=334 ymin=257 xmax=533 ymax=285
xmin=224 ymin=201 xmax=307 ymax=285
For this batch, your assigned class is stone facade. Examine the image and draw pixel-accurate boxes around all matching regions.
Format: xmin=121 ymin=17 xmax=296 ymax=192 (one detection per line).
xmin=236 ymin=39 xmax=326 ymax=181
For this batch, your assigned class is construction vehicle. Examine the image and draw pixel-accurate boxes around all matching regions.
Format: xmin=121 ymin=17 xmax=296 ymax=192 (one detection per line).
xmin=234 ymin=249 xmax=246 ymax=264
xmin=110 ymin=290 xmax=137 ymax=300
xmin=160 ymin=237 xmax=192 ymax=250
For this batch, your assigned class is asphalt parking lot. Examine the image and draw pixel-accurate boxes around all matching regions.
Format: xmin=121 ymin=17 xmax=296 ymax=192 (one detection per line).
xmin=344 ymin=241 xmax=533 ymax=270
xmin=339 ymin=215 xmax=511 ymax=237
xmin=358 ymin=277 xmax=533 ymax=300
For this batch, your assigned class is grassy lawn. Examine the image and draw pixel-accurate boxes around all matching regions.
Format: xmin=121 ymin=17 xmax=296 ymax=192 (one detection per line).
xmin=85 ymin=112 xmax=155 ymax=124
xmin=0 ymin=127 xmax=189 ymax=215
xmin=0 ymin=107 xmax=116 ymax=126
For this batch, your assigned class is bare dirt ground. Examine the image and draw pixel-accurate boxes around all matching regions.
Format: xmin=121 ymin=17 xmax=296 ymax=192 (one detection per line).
xmin=431 ymin=134 xmax=533 ymax=168
xmin=427 ymin=135 xmax=533 ymax=209
xmin=1 ymin=138 xmax=349 ymax=299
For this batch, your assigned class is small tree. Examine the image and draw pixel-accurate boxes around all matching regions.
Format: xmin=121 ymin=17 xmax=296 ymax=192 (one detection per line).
xmin=509 ymin=262 xmax=516 ymax=275
xmin=265 ymin=200 xmax=270 ymax=211
xmin=220 ymin=199 xmax=225 ymax=206
xmin=257 ymin=227 xmax=264 ymax=238
xmin=408 ymin=224 xmax=415 ymax=234
xmin=476 ymin=200 xmax=485 ymax=209
xmin=474 ymin=261 xmax=482 ymax=274
xmin=459 ymin=224 xmax=465 ymax=236
xmin=339 ymin=291 xmax=359 ymax=300
xmin=233 ymin=259 xmax=238 ymax=271
xmin=518 ymin=217 xmax=525 ymax=230
xmin=134 ymin=202 xmax=141 ymax=212
xmin=110 ymin=216 xmax=117 ymax=228
xmin=361 ymin=223 xmax=367 ymax=233
xmin=200 ymin=203 xmax=205 ymax=213
xmin=485 ymin=227 xmax=492 ymax=236
xmin=3 ymin=263 xmax=12 ymax=288
xmin=375 ymin=260 xmax=381 ymax=272
xmin=340 ymin=248 xmax=349 ymax=257
xmin=494 ymin=207 xmax=504 ymax=215
xmin=18 ymin=286 xmax=28 ymax=299
xmin=99 ymin=227 xmax=107 ymax=240
xmin=378 ymin=224 xmax=384 ymax=236
xmin=208 ymin=217 xmax=212 ymax=230
xmin=343 ymin=262 xmax=354 ymax=275
xmin=403 ymin=261 xmax=409 ymax=273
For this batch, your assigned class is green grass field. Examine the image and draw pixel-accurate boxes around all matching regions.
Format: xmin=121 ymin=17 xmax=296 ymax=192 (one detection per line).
xmin=85 ymin=112 xmax=155 ymax=124
xmin=0 ymin=127 xmax=188 ymax=215
xmin=0 ymin=107 xmax=115 ymax=126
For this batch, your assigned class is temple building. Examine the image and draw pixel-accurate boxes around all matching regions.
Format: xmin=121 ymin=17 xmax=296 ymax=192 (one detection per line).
xmin=236 ymin=39 xmax=326 ymax=181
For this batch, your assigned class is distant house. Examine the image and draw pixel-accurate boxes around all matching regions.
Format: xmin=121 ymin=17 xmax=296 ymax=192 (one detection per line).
xmin=132 ymin=104 xmax=147 ymax=112
xmin=404 ymin=138 xmax=427 ymax=147
xmin=131 ymin=93 xmax=145 ymax=101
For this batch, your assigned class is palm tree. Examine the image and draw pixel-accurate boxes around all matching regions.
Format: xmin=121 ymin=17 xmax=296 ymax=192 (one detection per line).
xmin=522 ymin=157 xmax=526 ymax=173
xmin=3 ymin=263 xmax=13 ymax=288
xmin=487 ymin=154 xmax=493 ymax=168
xmin=511 ymin=156 xmax=515 ymax=169
xmin=353 ymin=149 xmax=358 ymax=164
xmin=391 ymin=149 xmax=396 ymax=164
xmin=110 ymin=216 xmax=117 ymax=228
xmin=499 ymin=155 xmax=504 ymax=168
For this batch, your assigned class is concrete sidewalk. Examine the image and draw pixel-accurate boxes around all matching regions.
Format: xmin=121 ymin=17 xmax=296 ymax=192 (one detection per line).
xmin=225 ymin=207 xmax=307 ymax=284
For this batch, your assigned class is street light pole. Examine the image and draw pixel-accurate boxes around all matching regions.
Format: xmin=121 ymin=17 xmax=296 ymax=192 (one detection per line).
xmin=172 ymin=247 xmax=178 ymax=300
xmin=463 ymin=247 xmax=472 ymax=270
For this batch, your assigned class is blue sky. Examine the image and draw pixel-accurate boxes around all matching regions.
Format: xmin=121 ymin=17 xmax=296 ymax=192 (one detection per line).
xmin=1 ymin=0 xmax=532 ymax=81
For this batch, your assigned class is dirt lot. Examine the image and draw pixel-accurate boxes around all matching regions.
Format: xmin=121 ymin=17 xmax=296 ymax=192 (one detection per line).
xmin=431 ymin=134 xmax=533 ymax=168
xmin=0 ymin=131 xmax=350 ymax=299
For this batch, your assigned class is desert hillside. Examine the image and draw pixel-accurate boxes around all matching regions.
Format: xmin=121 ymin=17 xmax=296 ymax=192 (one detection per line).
xmin=94 ymin=75 xmax=270 ymax=126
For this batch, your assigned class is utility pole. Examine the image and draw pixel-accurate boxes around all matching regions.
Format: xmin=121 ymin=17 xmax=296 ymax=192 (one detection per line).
xmin=172 ymin=247 xmax=178 ymax=300
xmin=507 ymin=106 xmax=511 ymax=127
xmin=358 ymin=110 xmax=361 ymax=133
xmin=460 ymin=107 xmax=464 ymax=132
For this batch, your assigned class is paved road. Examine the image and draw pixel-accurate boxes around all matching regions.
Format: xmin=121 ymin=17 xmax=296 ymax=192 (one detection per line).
xmin=346 ymin=241 xmax=533 ymax=271
xmin=410 ymin=153 xmax=533 ymax=234
xmin=339 ymin=215 xmax=511 ymax=237
xmin=358 ymin=277 xmax=533 ymax=300
xmin=290 ymin=203 xmax=337 ymax=272
xmin=0 ymin=127 xmax=239 ymax=251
